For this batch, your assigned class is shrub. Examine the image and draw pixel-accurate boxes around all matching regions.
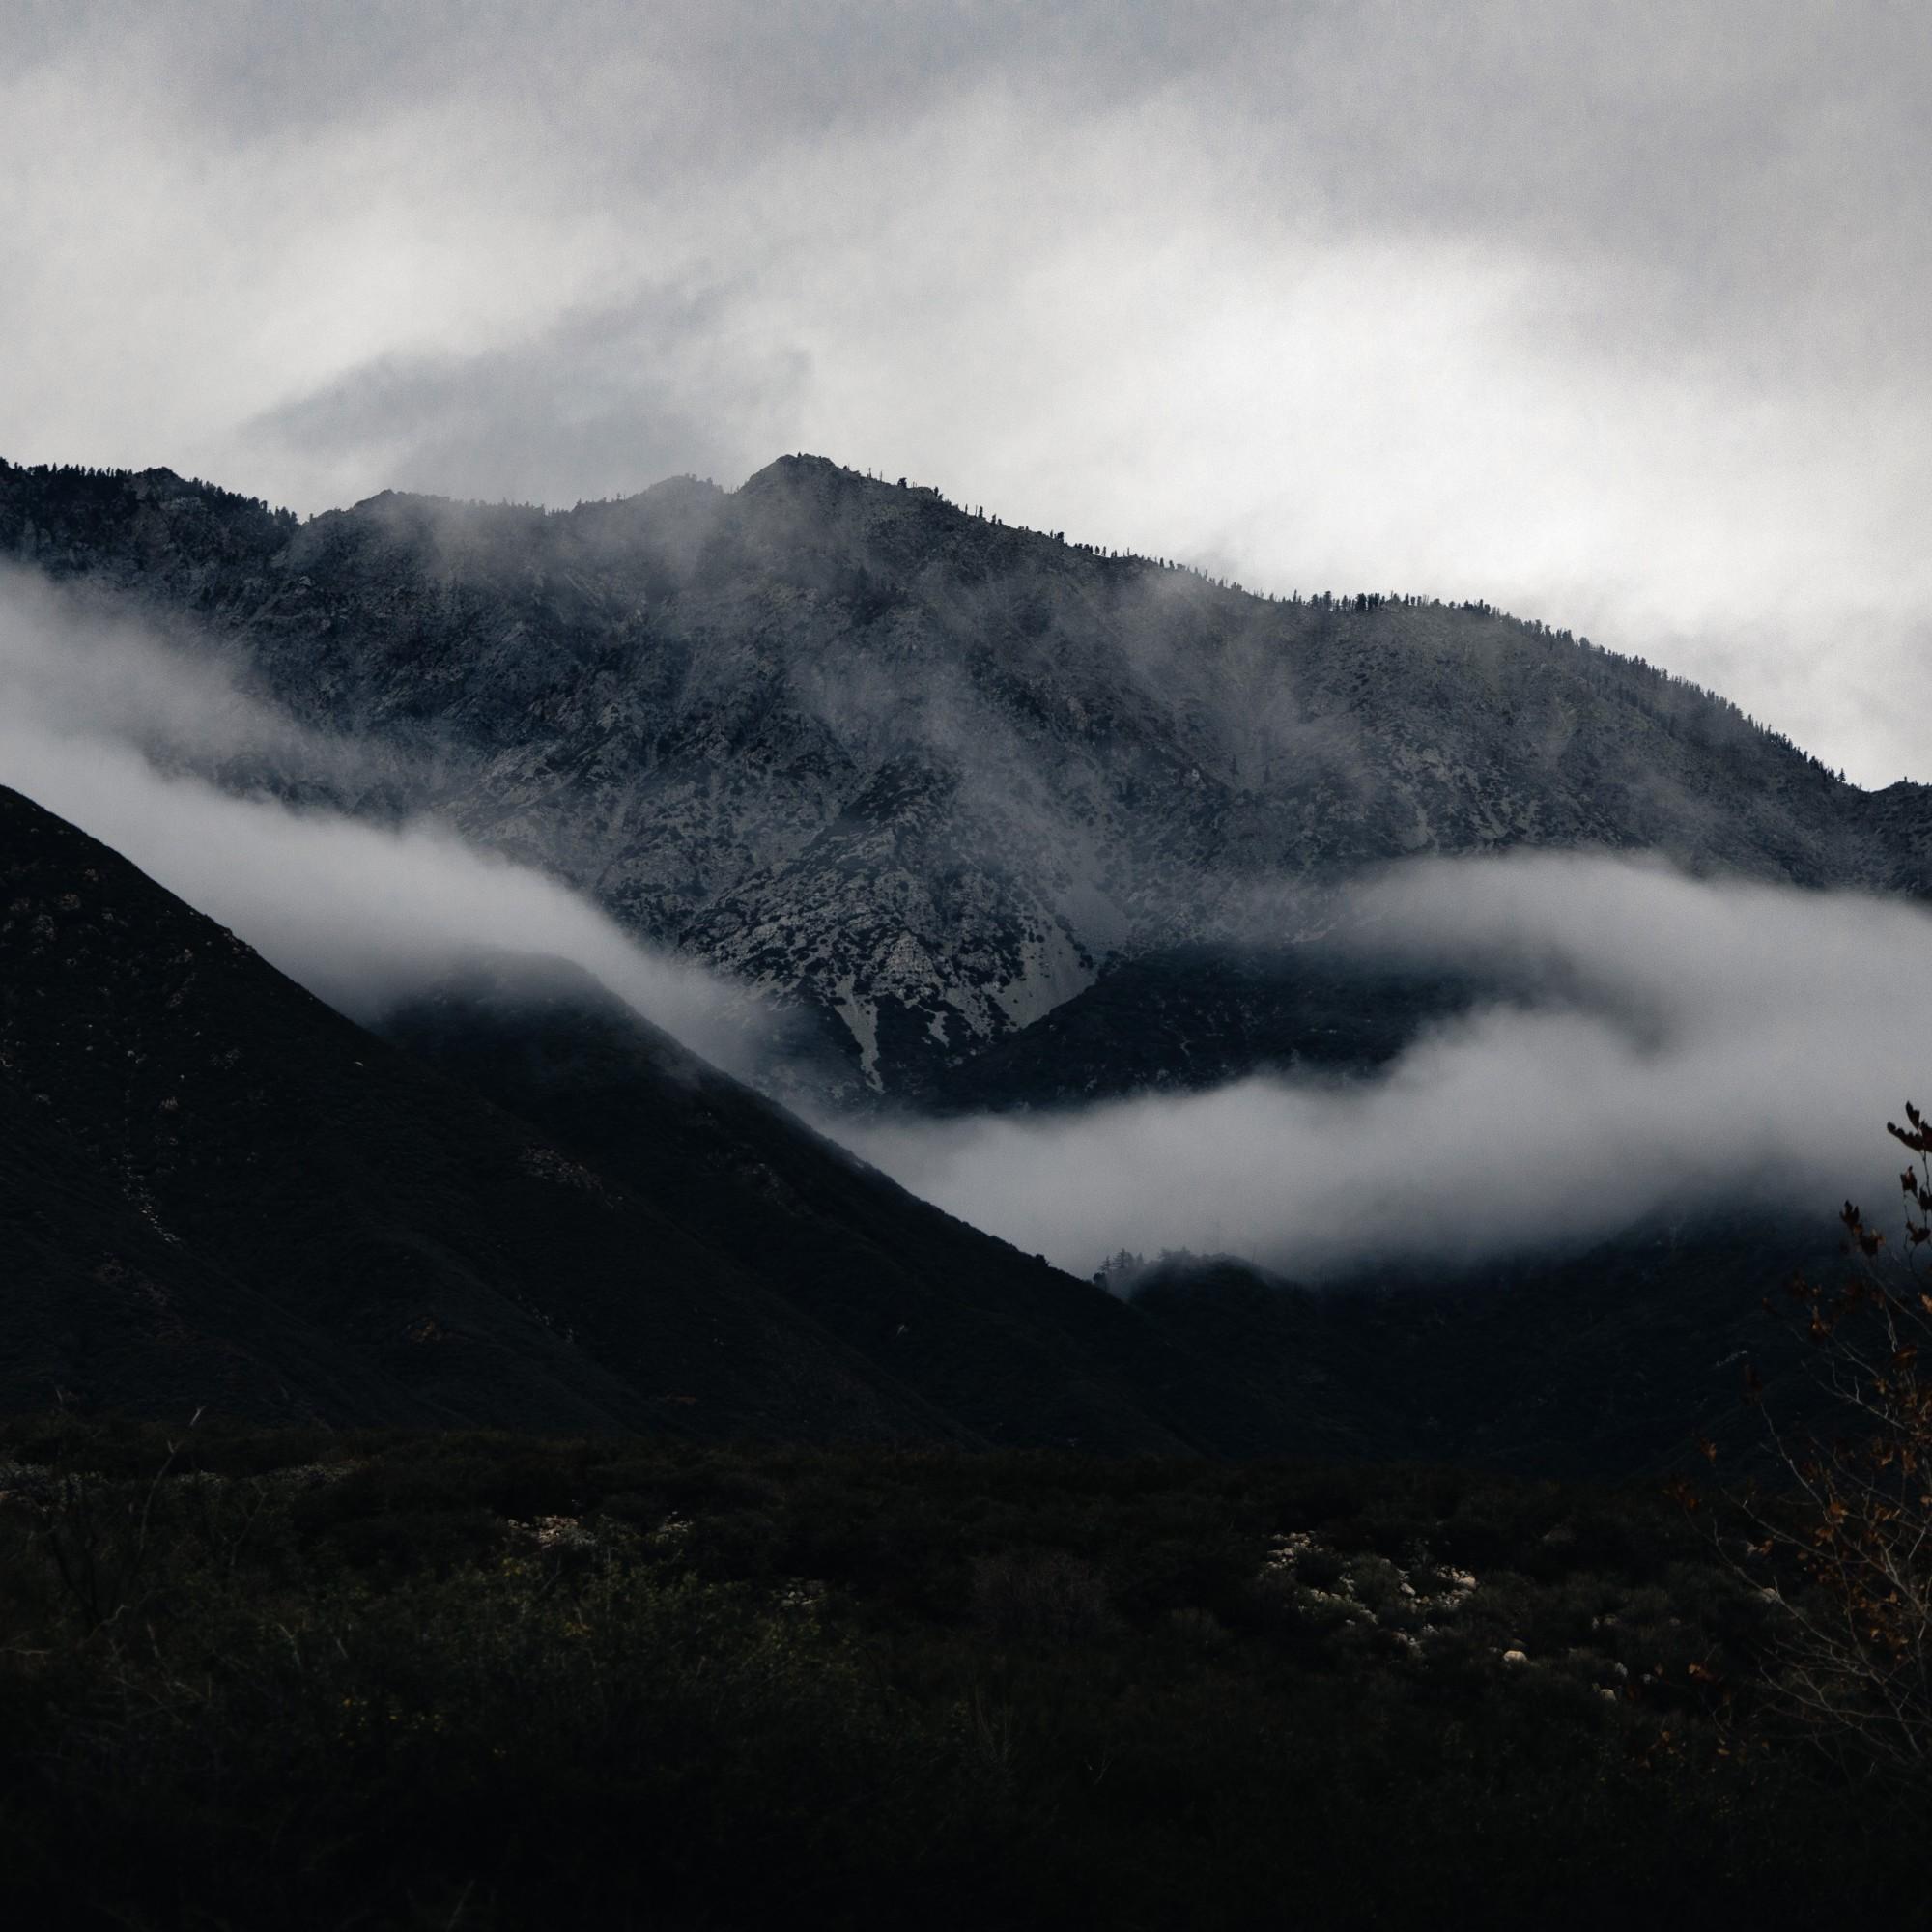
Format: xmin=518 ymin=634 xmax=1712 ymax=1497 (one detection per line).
xmin=970 ymin=1548 xmax=1114 ymax=1643
xmin=1720 ymin=1103 xmax=1932 ymax=1779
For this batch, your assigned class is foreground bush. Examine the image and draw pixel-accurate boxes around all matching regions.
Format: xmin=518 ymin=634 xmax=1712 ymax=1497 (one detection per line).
xmin=0 ymin=1417 xmax=1925 ymax=1929
xmin=1703 ymin=1102 xmax=1932 ymax=1780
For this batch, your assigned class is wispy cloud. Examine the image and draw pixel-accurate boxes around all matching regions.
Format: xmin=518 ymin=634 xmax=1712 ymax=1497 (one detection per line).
xmin=843 ymin=852 xmax=1931 ymax=1280
xmin=249 ymin=286 xmax=810 ymax=508
xmin=3 ymin=567 xmax=1920 ymax=1286
xmin=0 ymin=569 xmax=767 ymax=1074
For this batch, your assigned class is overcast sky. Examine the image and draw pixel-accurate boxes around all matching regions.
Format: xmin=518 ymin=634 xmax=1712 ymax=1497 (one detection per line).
xmin=6 ymin=2 xmax=1928 ymax=783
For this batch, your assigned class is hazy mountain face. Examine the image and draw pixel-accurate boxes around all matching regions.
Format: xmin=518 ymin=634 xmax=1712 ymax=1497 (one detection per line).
xmin=4 ymin=452 xmax=1929 ymax=1109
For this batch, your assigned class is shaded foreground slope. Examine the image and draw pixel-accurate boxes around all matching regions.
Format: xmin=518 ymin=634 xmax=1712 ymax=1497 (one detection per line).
xmin=0 ymin=784 xmax=1841 ymax=1471
xmin=0 ymin=785 xmax=928 ymax=1438
xmin=384 ymin=954 xmax=1835 ymax=1477
xmin=0 ymin=783 xmax=1300 ymax=1452
xmin=378 ymin=953 xmax=1348 ymax=1458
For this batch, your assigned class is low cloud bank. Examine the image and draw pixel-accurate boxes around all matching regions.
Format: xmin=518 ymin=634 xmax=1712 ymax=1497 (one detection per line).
xmin=0 ymin=571 xmax=766 ymax=1075
xmin=843 ymin=854 xmax=1932 ymax=1281
xmin=6 ymin=566 xmax=1925 ymax=1288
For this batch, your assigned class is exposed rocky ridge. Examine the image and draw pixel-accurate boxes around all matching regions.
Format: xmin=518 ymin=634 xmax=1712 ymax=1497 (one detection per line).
xmin=7 ymin=453 xmax=1930 ymax=1101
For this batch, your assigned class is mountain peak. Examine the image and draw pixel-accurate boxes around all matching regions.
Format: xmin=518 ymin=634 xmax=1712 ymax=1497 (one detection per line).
xmin=735 ymin=451 xmax=966 ymax=517
xmin=0 ymin=449 xmax=1914 ymax=1104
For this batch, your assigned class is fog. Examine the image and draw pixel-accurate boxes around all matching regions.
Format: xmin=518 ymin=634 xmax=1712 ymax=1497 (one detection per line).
xmin=7 ymin=569 xmax=1928 ymax=1290
xmin=0 ymin=573 xmax=765 ymax=1075
xmin=842 ymin=853 xmax=1932 ymax=1282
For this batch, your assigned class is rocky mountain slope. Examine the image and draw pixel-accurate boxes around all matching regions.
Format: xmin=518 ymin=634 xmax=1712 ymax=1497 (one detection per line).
xmin=8 ymin=454 xmax=1930 ymax=1103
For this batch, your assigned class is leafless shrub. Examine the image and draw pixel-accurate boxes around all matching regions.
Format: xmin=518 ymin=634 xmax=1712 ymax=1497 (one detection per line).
xmin=969 ymin=1548 xmax=1112 ymax=1644
xmin=1718 ymin=1103 xmax=1932 ymax=1776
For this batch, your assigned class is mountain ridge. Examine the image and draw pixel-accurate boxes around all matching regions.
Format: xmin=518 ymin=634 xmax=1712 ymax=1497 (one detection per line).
xmin=7 ymin=451 xmax=1930 ymax=1103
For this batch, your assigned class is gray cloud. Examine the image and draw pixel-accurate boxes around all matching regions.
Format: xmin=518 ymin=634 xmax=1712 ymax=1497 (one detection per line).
xmin=252 ymin=286 xmax=809 ymax=508
xmin=5 ymin=3 xmax=1931 ymax=781
xmin=841 ymin=852 xmax=1932 ymax=1280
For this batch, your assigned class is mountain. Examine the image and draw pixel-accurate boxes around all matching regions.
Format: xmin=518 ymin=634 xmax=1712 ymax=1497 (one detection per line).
xmin=0 ymin=781 xmax=1357 ymax=1451
xmin=366 ymin=948 xmax=1846 ymax=1475
xmin=8 ymin=453 xmax=1930 ymax=1104
xmin=372 ymin=952 xmax=1351 ymax=1456
xmin=920 ymin=941 xmax=1489 ymax=1110
xmin=0 ymin=782 xmax=1834 ymax=1468
xmin=1129 ymin=1221 xmax=1832 ymax=1479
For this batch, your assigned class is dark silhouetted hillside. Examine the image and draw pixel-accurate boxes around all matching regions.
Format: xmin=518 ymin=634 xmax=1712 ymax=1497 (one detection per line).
xmin=1 ymin=783 xmax=1331 ymax=1452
